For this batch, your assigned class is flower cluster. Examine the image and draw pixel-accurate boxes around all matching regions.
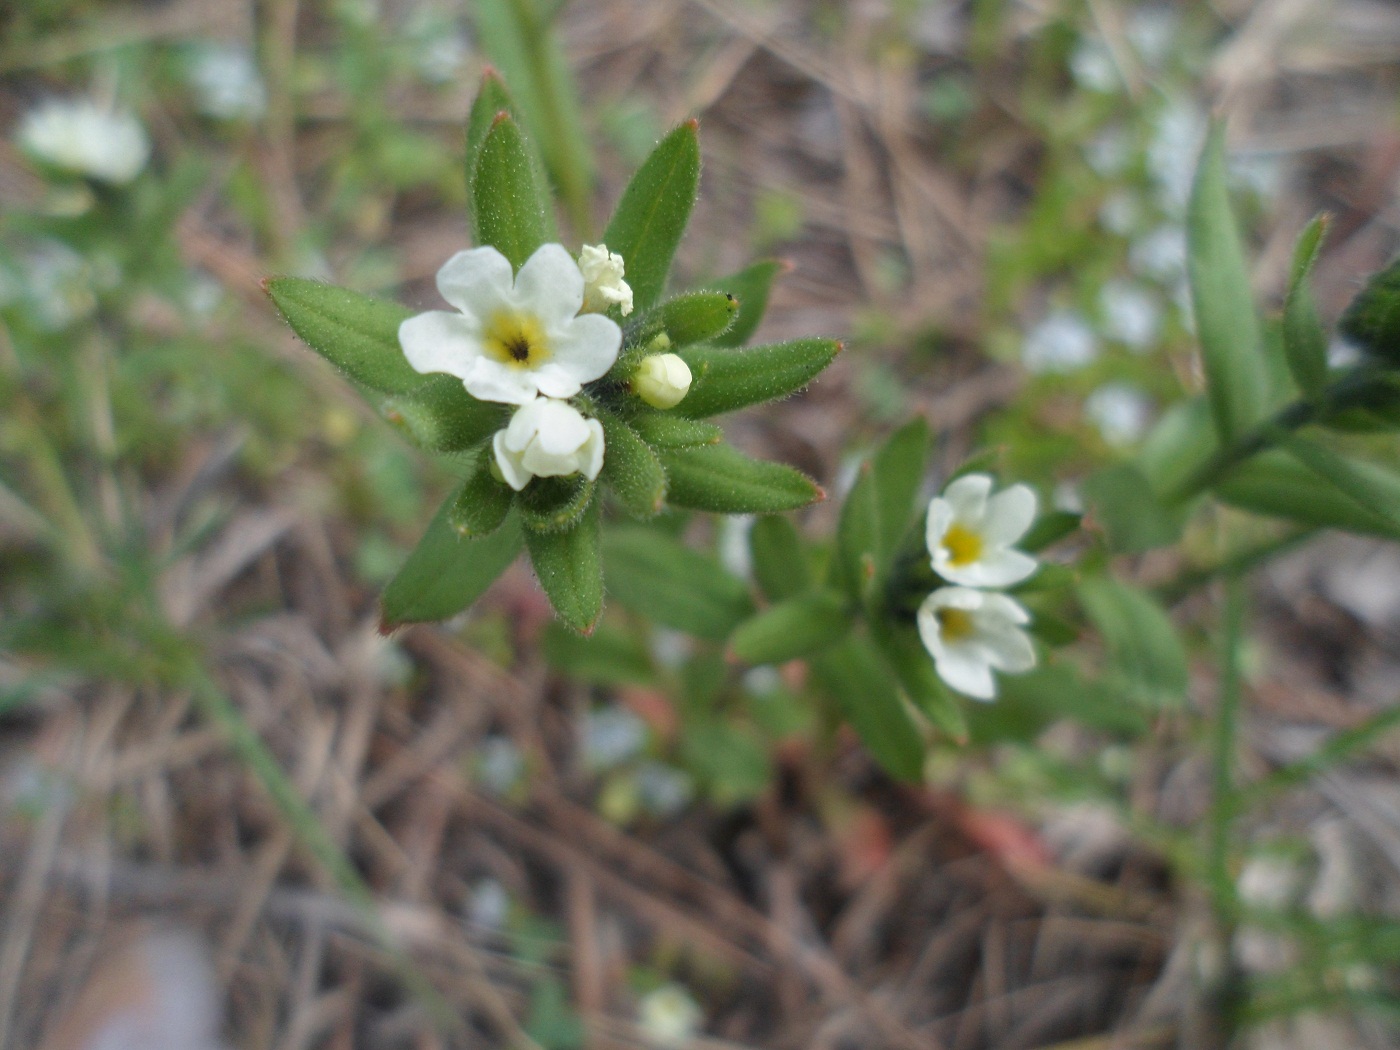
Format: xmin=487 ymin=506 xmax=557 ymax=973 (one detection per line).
xmin=398 ymin=242 xmax=691 ymax=492
xmin=916 ymin=474 xmax=1038 ymax=700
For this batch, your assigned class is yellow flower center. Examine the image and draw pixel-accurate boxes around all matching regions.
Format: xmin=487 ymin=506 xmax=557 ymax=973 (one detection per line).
xmin=936 ymin=607 xmax=976 ymax=642
xmin=942 ymin=523 xmax=984 ymax=567
xmin=484 ymin=311 xmax=550 ymax=369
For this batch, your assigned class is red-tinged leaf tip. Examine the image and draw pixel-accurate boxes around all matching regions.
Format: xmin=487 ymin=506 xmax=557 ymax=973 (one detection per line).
xmin=480 ymin=64 xmax=500 ymax=80
xmin=376 ymin=614 xmax=400 ymax=637
xmin=777 ymin=258 xmax=796 ymax=275
xmin=834 ymin=341 xmax=846 ymax=355
xmin=814 ymin=485 xmax=828 ymax=503
xmin=259 ymin=276 xmax=272 ymax=295
xmin=684 ymin=117 xmax=699 ymax=131
xmin=490 ymin=109 xmax=513 ymax=129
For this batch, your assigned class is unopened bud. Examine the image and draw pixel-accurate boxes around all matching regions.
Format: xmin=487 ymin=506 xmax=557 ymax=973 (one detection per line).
xmin=632 ymin=353 xmax=692 ymax=410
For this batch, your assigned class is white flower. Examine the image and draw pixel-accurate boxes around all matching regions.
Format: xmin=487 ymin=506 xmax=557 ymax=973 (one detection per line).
xmin=926 ymin=474 xmax=1038 ymax=588
xmin=185 ymin=44 xmax=267 ymax=121
xmin=399 ymin=244 xmax=622 ymax=405
xmin=1022 ymin=311 xmax=1098 ymax=374
xmin=1085 ymin=382 xmax=1152 ymax=447
xmin=638 ymin=984 xmax=703 ymax=1047
xmin=917 ymin=587 xmax=1037 ymax=700
xmin=17 ymin=97 xmax=150 ymax=184
xmin=1099 ymin=279 xmax=1162 ymax=352
xmin=579 ymin=243 xmax=633 ymax=316
xmin=492 ymin=397 xmax=605 ymax=492
xmin=632 ymin=353 xmax=692 ymax=409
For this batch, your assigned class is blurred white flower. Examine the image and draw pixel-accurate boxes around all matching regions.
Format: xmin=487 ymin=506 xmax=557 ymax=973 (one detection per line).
xmin=632 ymin=353 xmax=692 ymax=409
xmin=1127 ymin=6 xmax=1178 ymax=67
xmin=717 ymin=513 xmax=754 ymax=580
xmin=22 ymin=239 xmax=95 ymax=330
xmin=1098 ymin=190 xmax=1141 ymax=236
xmin=1084 ymin=127 xmax=1132 ymax=177
xmin=1147 ymin=99 xmax=1205 ymax=216
xmin=582 ymin=707 xmax=648 ymax=772
xmin=1070 ymin=40 xmax=1120 ymax=93
xmin=1022 ymin=310 xmax=1099 ymax=374
xmin=475 ymin=735 xmax=524 ymax=795
xmin=1129 ymin=224 xmax=1187 ymax=283
xmin=579 ymin=243 xmax=633 ymax=316
xmin=492 ymin=397 xmax=605 ymax=491
xmin=467 ymin=878 xmax=510 ymax=931
xmin=638 ymin=984 xmax=703 ymax=1047
xmin=18 ymin=97 xmax=150 ymax=184
xmin=1231 ymin=152 xmax=1285 ymax=205
xmin=185 ymin=43 xmax=267 ymax=120
xmin=634 ymin=761 xmax=694 ymax=817
xmin=917 ymin=587 xmax=1037 ymax=700
xmin=926 ymin=474 xmax=1038 ymax=588
xmin=1085 ymin=383 xmax=1152 ymax=447
xmin=400 ymin=244 xmax=621 ymax=404
xmin=1099 ymin=279 xmax=1162 ymax=352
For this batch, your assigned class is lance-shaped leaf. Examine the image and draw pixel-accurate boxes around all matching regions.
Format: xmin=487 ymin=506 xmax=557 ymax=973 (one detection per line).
xmin=266 ymin=278 xmax=422 ymax=395
xmin=813 ymin=636 xmax=924 ymax=782
xmin=1078 ymin=578 xmax=1188 ymax=710
xmin=1340 ymin=255 xmax=1400 ymax=366
xmin=1282 ymin=435 xmax=1400 ymax=532
xmin=677 ymin=338 xmax=840 ymax=418
xmin=1216 ymin=452 xmax=1400 ymax=540
xmin=472 ymin=112 xmax=554 ymax=271
xmin=466 ymin=69 xmax=515 ymax=190
xmin=602 ymin=526 xmax=752 ymax=640
xmin=526 ymin=496 xmax=603 ymax=634
xmin=518 ymin=475 xmax=595 ymax=534
xmin=598 ymin=410 xmax=667 ymax=518
xmin=749 ymin=515 xmax=810 ymax=602
xmin=627 ymin=411 xmax=721 ymax=449
xmin=730 ymin=589 xmax=850 ymax=665
xmin=381 ymin=500 xmax=524 ymax=630
xmin=1187 ymin=122 xmax=1268 ymax=443
xmin=1081 ymin=462 xmax=1188 ymax=553
xmin=702 ymin=260 xmax=786 ymax=347
xmin=540 ymin=621 xmax=657 ymax=688
xmin=448 ymin=452 xmax=514 ymax=537
xmin=381 ymin=374 xmax=509 ymax=453
xmin=603 ymin=120 xmax=700 ymax=312
xmin=1284 ymin=215 xmax=1330 ymax=396
xmin=869 ymin=612 xmax=968 ymax=743
xmin=625 ymin=292 xmax=738 ymax=352
xmin=835 ymin=418 xmax=929 ymax=600
xmin=659 ymin=443 xmax=822 ymax=514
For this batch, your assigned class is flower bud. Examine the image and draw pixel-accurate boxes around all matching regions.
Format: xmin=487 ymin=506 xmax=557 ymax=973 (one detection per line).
xmin=579 ymin=243 xmax=633 ymax=316
xmin=631 ymin=353 xmax=692 ymax=410
xmin=492 ymin=397 xmax=605 ymax=491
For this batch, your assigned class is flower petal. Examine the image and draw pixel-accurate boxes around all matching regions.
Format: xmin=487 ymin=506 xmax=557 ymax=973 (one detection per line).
xmin=494 ymin=429 xmax=532 ymax=490
xmin=942 ymin=547 xmax=1038 ymax=588
xmin=436 ymin=247 xmax=514 ymax=317
xmin=514 ymin=244 xmax=585 ymax=325
xmin=925 ymin=496 xmax=955 ymax=557
xmin=982 ymin=484 xmax=1038 ymax=546
xmin=548 ymin=313 xmax=622 ymax=385
xmin=580 ymin=419 xmax=605 ymax=480
xmin=530 ymin=363 xmax=585 ymax=400
xmin=943 ymin=473 xmax=992 ymax=525
xmin=533 ymin=401 xmax=592 ymax=455
xmin=399 ymin=310 xmax=481 ymax=379
xmin=463 ymin=358 xmax=542 ymax=405
xmin=934 ymin=646 xmax=997 ymax=700
xmin=980 ymin=623 xmax=1037 ymax=674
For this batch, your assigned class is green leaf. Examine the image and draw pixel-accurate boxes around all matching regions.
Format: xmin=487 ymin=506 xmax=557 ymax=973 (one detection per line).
xmin=518 ymin=475 xmax=596 ymax=534
xmin=602 ymin=526 xmax=753 ymax=640
xmin=749 ymin=515 xmax=811 ymax=602
xmin=1340 ymin=255 xmax=1400 ymax=366
xmin=1283 ymin=214 xmax=1331 ymax=396
xmin=448 ymin=454 xmax=514 ymax=537
xmin=658 ymin=443 xmax=822 ymax=514
xmin=1187 ymin=122 xmax=1269 ymax=443
xmin=598 ymin=411 xmax=667 ymax=518
xmin=813 ymin=636 xmax=924 ymax=782
xmin=644 ymin=291 xmax=739 ymax=347
xmin=677 ymin=338 xmax=841 ymax=418
xmin=681 ymin=721 xmax=772 ymax=807
xmin=729 ymin=590 xmax=851 ymax=665
xmin=1138 ymin=395 xmax=1219 ymax=497
xmin=602 ymin=121 xmax=700 ymax=312
xmin=525 ymin=496 xmax=603 ymax=634
xmin=1081 ymin=463 xmax=1187 ymax=553
xmin=702 ymin=259 xmax=785 ymax=347
xmin=868 ymin=613 xmax=968 ymax=743
xmin=1216 ymin=451 xmax=1400 ymax=540
xmin=471 ymin=0 xmax=594 ymax=233
xmin=1077 ymin=578 xmax=1188 ymax=710
xmin=1282 ymin=435 xmax=1400 ymax=532
xmin=835 ymin=418 xmax=929 ymax=600
xmin=466 ymin=69 xmax=516 ymax=190
xmin=380 ymin=501 xmax=524 ymax=629
xmin=381 ymin=375 xmax=509 ymax=453
xmin=627 ymin=411 xmax=721 ymax=449
xmin=472 ymin=112 xmax=554 ymax=270
xmin=540 ymin=621 xmax=657 ymax=688
xmin=266 ymin=278 xmax=422 ymax=395
xmin=1021 ymin=510 xmax=1080 ymax=553
xmin=969 ymin=663 xmax=1149 ymax=743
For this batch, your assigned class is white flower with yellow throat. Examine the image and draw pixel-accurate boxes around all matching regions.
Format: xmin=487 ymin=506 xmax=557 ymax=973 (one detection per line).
xmin=925 ymin=474 xmax=1038 ymax=588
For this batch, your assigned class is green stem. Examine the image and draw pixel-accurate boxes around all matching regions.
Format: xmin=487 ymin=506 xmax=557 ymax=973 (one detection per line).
xmin=1208 ymin=572 xmax=1247 ymax=1035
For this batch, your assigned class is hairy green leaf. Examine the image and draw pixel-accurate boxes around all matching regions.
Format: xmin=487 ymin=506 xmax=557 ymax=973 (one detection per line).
xmin=813 ymin=636 xmax=924 ymax=782
xmin=472 ymin=112 xmax=554 ymax=270
xmin=677 ymin=338 xmax=840 ymax=418
xmin=749 ymin=515 xmax=811 ymax=602
xmin=659 ymin=443 xmax=822 ymax=514
xmin=835 ymin=417 xmax=929 ymax=601
xmin=598 ymin=411 xmax=667 ymax=518
xmin=1078 ymin=578 xmax=1188 ymax=709
xmin=627 ymin=411 xmax=721 ymax=449
xmin=1283 ymin=214 xmax=1331 ymax=396
xmin=1216 ymin=452 xmax=1400 ymax=540
xmin=381 ymin=374 xmax=508 ymax=453
xmin=526 ymin=497 xmax=603 ymax=634
xmin=448 ymin=454 xmax=514 ymax=537
xmin=730 ymin=590 xmax=850 ymax=665
xmin=702 ymin=259 xmax=785 ymax=347
xmin=603 ymin=526 xmax=753 ymax=640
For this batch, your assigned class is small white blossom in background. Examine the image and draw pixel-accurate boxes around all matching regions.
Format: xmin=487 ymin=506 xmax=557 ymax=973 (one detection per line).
xmin=1130 ymin=224 xmax=1187 ymax=283
xmin=581 ymin=707 xmax=648 ymax=772
xmin=22 ymin=239 xmax=96 ymax=330
xmin=638 ymin=984 xmax=703 ymax=1047
xmin=474 ymin=735 xmax=524 ymax=796
xmin=1084 ymin=127 xmax=1132 ymax=178
xmin=1022 ymin=311 xmax=1099 ymax=374
xmin=717 ymin=513 xmax=755 ymax=580
xmin=632 ymin=353 xmax=692 ymax=409
xmin=1070 ymin=39 xmax=1120 ymax=93
xmin=634 ymin=760 xmax=694 ymax=817
xmin=492 ymin=396 xmax=605 ymax=491
xmin=466 ymin=878 xmax=510 ymax=932
xmin=399 ymin=243 xmax=621 ymax=404
xmin=1098 ymin=191 xmax=1141 ymax=237
xmin=579 ymin=243 xmax=634 ymax=316
xmin=1127 ymin=6 xmax=1178 ymax=67
xmin=1147 ymin=98 xmax=1205 ymax=216
xmin=17 ymin=97 xmax=150 ymax=184
xmin=926 ymin=474 xmax=1038 ymax=588
xmin=1085 ymin=383 xmax=1152 ymax=447
xmin=917 ymin=587 xmax=1037 ymax=700
xmin=1099 ymin=279 xmax=1162 ymax=352
xmin=184 ymin=43 xmax=267 ymax=121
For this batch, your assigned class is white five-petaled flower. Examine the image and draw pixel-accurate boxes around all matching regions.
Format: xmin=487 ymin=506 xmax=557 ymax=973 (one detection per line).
xmin=399 ymin=244 xmax=622 ymax=405
xmin=917 ymin=587 xmax=1037 ymax=701
xmin=17 ymin=98 xmax=151 ymax=185
xmin=632 ymin=353 xmax=692 ymax=409
xmin=578 ymin=243 xmax=633 ymax=316
xmin=492 ymin=397 xmax=604 ymax=492
xmin=926 ymin=474 xmax=1038 ymax=588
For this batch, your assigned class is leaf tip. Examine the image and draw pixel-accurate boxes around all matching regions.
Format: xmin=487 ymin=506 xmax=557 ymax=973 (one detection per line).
xmin=259 ymin=275 xmax=273 ymax=296
xmin=490 ymin=109 xmax=513 ymax=130
xmin=684 ymin=117 xmax=699 ymax=132
xmin=814 ymin=484 xmax=829 ymax=504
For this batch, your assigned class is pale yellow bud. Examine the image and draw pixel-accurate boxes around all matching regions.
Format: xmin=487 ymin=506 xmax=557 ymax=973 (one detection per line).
xmin=632 ymin=353 xmax=692 ymax=409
